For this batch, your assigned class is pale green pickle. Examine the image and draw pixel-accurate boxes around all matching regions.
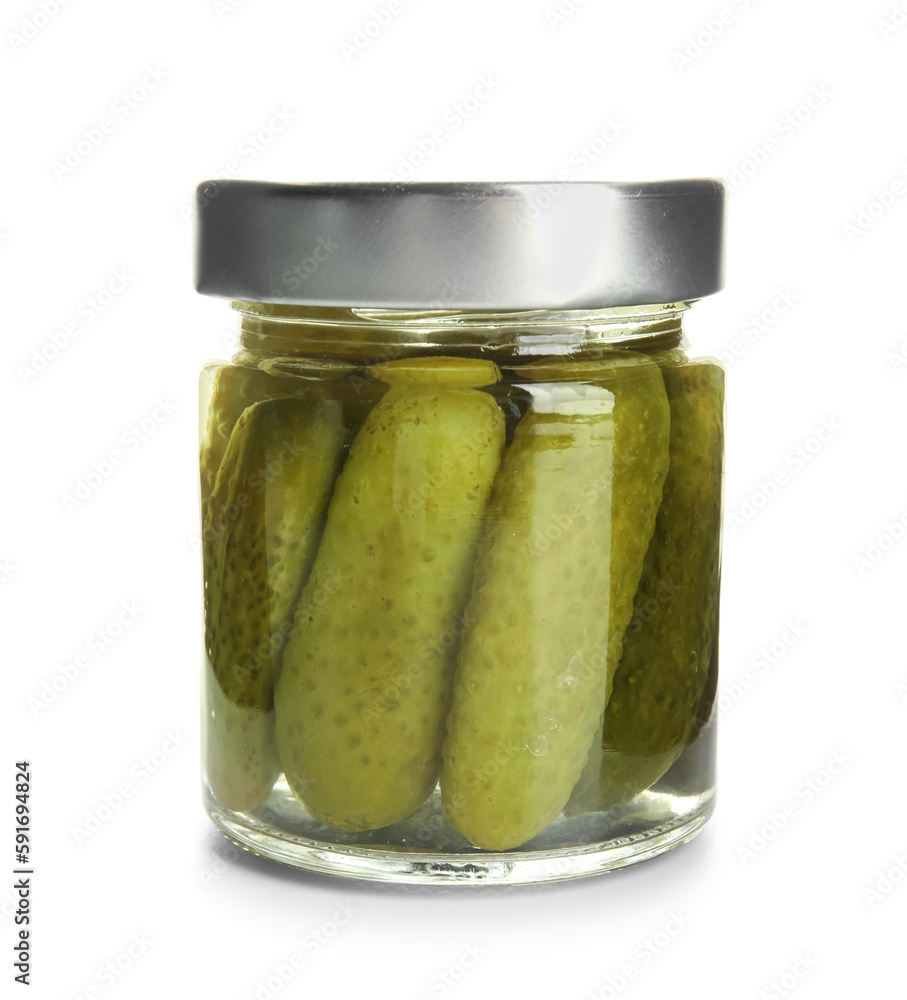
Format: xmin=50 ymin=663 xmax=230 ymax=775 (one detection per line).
xmin=567 ymin=359 xmax=724 ymax=814
xmin=275 ymin=359 xmax=504 ymax=832
xmin=203 ymin=395 xmax=346 ymax=811
xmin=442 ymin=354 xmax=670 ymax=850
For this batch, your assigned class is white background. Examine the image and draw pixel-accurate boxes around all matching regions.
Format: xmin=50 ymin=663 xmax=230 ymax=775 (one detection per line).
xmin=3 ymin=0 xmax=907 ymax=997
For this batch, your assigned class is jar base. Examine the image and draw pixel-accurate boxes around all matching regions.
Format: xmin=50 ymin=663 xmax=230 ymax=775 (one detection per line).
xmin=203 ymin=782 xmax=715 ymax=886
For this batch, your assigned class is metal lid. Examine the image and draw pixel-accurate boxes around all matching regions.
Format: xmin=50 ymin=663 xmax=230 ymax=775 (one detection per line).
xmin=193 ymin=179 xmax=725 ymax=309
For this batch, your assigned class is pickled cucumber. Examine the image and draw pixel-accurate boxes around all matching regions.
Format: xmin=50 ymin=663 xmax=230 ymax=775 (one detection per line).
xmin=199 ymin=363 xmax=303 ymax=516
xmin=567 ymin=360 xmax=724 ymax=814
xmin=275 ymin=359 xmax=505 ymax=831
xmin=442 ymin=354 xmax=670 ymax=850
xmin=203 ymin=395 xmax=346 ymax=811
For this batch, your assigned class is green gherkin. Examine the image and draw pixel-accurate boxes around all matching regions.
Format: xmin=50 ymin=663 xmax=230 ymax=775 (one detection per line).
xmin=199 ymin=363 xmax=304 ymax=517
xmin=203 ymin=395 xmax=346 ymax=812
xmin=275 ymin=358 xmax=505 ymax=832
xmin=441 ymin=354 xmax=670 ymax=851
xmin=567 ymin=359 xmax=724 ymax=814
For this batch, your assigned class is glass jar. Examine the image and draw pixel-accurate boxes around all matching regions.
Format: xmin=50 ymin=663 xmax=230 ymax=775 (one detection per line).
xmin=193 ymin=180 xmax=726 ymax=885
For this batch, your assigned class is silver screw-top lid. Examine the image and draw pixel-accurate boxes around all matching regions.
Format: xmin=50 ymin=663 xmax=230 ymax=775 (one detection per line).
xmin=194 ymin=179 xmax=725 ymax=309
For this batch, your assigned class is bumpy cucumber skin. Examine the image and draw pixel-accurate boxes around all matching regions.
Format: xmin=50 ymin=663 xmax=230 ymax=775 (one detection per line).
xmin=203 ymin=396 xmax=346 ymax=812
xmin=524 ymin=355 xmax=673 ymax=706
xmin=442 ymin=354 xmax=670 ymax=851
xmin=275 ymin=379 xmax=505 ymax=832
xmin=567 ymin=360 xmax=724 ymax=814
xmin=441 ymin=400 xmax=616 ymax=851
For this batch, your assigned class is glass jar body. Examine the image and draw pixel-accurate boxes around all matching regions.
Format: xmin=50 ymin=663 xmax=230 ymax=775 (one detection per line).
xmin=199 ymin=303 xmax=724 ymax=884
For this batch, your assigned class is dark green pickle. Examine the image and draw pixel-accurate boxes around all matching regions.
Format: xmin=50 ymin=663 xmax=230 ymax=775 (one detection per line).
xmin=568 ymin=358 xmax=724 ymax=815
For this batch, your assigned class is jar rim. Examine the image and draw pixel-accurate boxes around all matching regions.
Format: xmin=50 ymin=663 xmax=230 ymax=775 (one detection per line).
xmin=194 ymin=179 xmax=726 ymax=310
